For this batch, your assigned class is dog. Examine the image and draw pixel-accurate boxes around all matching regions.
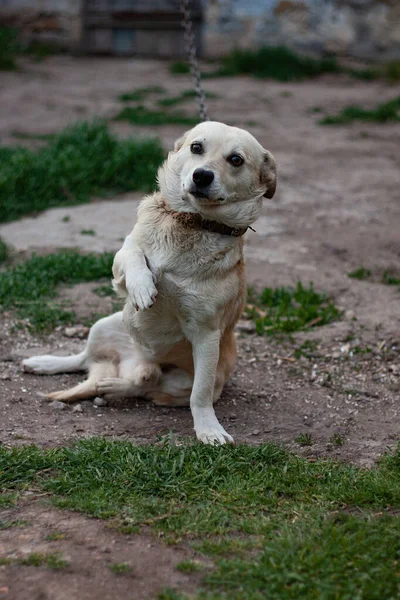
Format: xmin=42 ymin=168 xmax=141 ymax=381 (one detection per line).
xmin=23 ymin=121 xmax=277 ymax=445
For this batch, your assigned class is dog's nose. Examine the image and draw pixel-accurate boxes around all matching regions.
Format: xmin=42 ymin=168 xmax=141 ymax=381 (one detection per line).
xmin=192 ymin=168 xmax=214 ymax=188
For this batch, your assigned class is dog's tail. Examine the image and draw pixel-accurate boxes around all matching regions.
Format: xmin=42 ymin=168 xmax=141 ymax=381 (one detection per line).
xmin=46 ymin=361 xmax=117 ymax=403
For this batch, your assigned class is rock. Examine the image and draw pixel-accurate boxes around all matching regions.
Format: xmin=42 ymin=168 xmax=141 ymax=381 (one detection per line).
xmin=72 ymin=404 xmax=83 ymax=413
xmin=236 ymin=320 xmax=256 ymax=334
xmin=50 ymin=401 xmax=68 ymax=410
xmin=93 ymin=397 xmax=108 ymax=407
xmin=251 ymin=429 xmax=261 ymax=436
xmin=63 ymin=325 xmax=90 ymax=339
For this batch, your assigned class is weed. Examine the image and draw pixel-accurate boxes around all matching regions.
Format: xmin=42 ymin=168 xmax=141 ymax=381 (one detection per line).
xmin=0 ymin=27 xmax=18 ymax=70
xmin=117 ymin=85 xmax=166 ymax=102
xmin=169 ymin=61 xmax=191 ymax=75
xmin=319 ymin=96 xmax=400 ymax=125
xmin=115 ymin=105 xmax=198 ymax=126
xmin=308 ymin=106 xmax=322 ymax=113
xmin=0 ymin=250 xmax=113 ymax=331
xmin=0 ymin=120 xmax=164 ymax=223
xmin=176 ymin=560 xmax=203 ymax=573
xmin=19 ymin=552 xmax=68 ymax=569
xmin=295 ymin=433 xmax=313 ymax=447
xmin=158 ymin=90 xmax=218 ymax=107
xmin=348 ymin=267 xmax=372 ymax=280
xmin=0 ymin=519 xmax=28 ymax=530
xmin=158 ymin=589 xmax=187 ymax=600
xmin=293 ymin=339 xmax=318 ymax=359
xmin=246 ymin=282 xmax=340 ymax=335
xmin=92 ymin=284 xmax=114 ymax=297
xmin=61 ymin=215 xmax=71 ymax=222
xmin=353 ymin=346 xmax=372 ymax=355
xmin=109 ymin=562 xmax=132 ymax=574
xmin=384 ymin=60 xmax=400 ymax=82
xmin=204 ymin=46 xmax=339 ymax=82
xmin=382 ymin=271 xmax=400 ymax=286
xmin=11 ymin=131 xmax=55 ymax=141
xmin=45 ymin=531 xmax=66 ymax=541
xmin=80 ymin=229 xmax=96 ymax=236
xmin=0 ymin=238 xmax=9 ymax=263
xmin=330 ymin=433 xmax=345 ymax=447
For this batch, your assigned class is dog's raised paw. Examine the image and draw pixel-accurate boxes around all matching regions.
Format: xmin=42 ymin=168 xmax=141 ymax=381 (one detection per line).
xmin=126 ymin=269 xmax=158 ymax=311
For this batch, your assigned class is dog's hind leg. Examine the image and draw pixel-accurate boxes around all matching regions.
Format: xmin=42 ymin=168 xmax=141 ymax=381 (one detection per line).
xmin=22 ymin=351 xmax=87 ymax=375
xmin=46 ymin=361 xmax=117 ymax=403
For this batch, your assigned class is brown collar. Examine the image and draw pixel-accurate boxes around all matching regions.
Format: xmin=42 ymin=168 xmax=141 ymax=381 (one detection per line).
xmin=165 ymin=208 xmax=248 ymax=237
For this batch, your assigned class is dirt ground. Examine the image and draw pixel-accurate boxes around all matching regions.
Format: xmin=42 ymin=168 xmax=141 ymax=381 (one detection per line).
xmin=0 ymin=57 xmax=400 ymax=599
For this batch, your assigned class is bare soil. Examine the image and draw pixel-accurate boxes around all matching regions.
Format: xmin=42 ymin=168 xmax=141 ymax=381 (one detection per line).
xmin=0 ymin=56 xmax=400 ymax=599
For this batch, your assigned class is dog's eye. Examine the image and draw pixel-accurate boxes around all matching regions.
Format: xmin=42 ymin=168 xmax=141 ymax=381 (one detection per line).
xmin=190 ymin=142 xmax=203 ymax=154
xmin=228 ymin=154 xmax=244 ymax=167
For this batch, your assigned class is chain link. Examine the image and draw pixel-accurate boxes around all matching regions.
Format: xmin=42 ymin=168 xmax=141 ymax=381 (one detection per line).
xmin=180 ymin=0 xmax=209 ymax=122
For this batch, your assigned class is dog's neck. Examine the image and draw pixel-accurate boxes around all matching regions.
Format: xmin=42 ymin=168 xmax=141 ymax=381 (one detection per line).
xmin=161 ymin=205 xmax=248 ymax=237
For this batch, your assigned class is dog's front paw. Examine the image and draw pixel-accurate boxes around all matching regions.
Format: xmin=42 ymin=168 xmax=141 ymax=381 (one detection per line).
xmin=126 ymin=269 xmax=158 ymax=311
xmin=196 ymin=422 xmax=234 ymax=446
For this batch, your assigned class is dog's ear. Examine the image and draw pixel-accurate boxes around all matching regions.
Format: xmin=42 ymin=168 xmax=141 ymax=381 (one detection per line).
xmin=260 ymin=150 xmax=277 ymax=199
xmin=174 ymin=131 xmax=189 ymax=152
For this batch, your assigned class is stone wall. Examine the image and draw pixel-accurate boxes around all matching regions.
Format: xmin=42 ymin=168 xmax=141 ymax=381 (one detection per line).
xmin=1 ymin=0 xmax=399 ymax=60
xmin=205 ymin=0 xmax=400 ymax=61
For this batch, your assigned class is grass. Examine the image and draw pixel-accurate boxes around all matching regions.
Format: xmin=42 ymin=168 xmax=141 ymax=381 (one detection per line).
xmin=18 ymin=552 xmax=68 ymax=569
xmin=109 ymin=562 xmax=132 ymax=575
xmin=117 ymin=85 xmax=166 ymax=102
xmin=382 ymin=271 xmax=400 ymax=286
xmin=0 ymin=120 xmax=164 ymax=223
xmin=115 ymin=105 xmax=198 ymax=127
xmin=295 ymin=433 xmax=313 ymax=447
xmin=0 ymin=238 xmax=9 ymax=263
xmin=158 ymin=90 xmax=219 ymax=107
xmin=348 ymin=267 xmax=372 ymax=280
xmin=0 ymin=250 xmax=113 ymax=331
xmin=319 ymin=96 xmax=400 ymax=125
xmin=169 ymin=61 xmax=191 ymax=75
xmin=203 ymin=46 xmax=340 ymax=82
xmin=0 ymin=27 xmax=18 ymax=70
xmin=80 ymin=229 xmax=96 ymax=236
xmin=246 ymin=282 xmax=341 ymax=335
xmin=2 ymin=438 xmax=400 ymax=597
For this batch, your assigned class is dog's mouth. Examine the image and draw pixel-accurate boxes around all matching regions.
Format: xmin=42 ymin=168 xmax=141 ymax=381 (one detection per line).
xmin=189 ymin=189 xmax=225 ymax=204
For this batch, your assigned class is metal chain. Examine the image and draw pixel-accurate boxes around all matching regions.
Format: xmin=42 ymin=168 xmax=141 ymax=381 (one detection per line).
xmin=180 ymin=0 xmax=209 ymax=121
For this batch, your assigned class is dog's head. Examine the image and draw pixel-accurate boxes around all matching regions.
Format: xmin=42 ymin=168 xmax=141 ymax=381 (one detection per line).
xmin=158 ymin=121 xmax=277 ymax=228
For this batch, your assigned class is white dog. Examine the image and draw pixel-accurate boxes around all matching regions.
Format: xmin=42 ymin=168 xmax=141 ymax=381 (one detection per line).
xmin=23 ymin=121 xmax=277 ymax=445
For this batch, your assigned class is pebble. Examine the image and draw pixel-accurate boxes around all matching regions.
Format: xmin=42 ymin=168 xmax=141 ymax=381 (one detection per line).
xmin=251 ymin=429 xmax=261 ymax=436
xmin=63 ymin=325 xmax=90 ymax=339
xmin=72 ymin=404 xmax=83 ymax=413
xmin=49 ymin=401 xmax=68 ymax=410
xmin=93 ymin=397 xmax=108 ymax=407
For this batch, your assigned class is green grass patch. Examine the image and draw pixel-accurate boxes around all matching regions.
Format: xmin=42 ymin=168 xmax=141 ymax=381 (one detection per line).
xmin=0 ymin=27 xmax=18 ymax=70
xmin=158 ymin=90 xmax=218 ymax=107
xmin=0 ymin=120 xmax=164 ymax=223
xmin=2 ymin=439 xmax=400 ymax=597
xmin=18 ymin=552 xmax=68 ymax=569
xmin=169 ymin=61 xmax=191 ymax=75
xmin=348 ymin=266 xmax=372 ymax=280
xmin=203 ymin=46 xmax=339 ymax=82
xmin=109 ymin=562 xmax=132 ymax=574
xmin=115 ymin=105 xmax=198 ymax=127
xmin=246 ymin=282 xmax=341 ymax=335
xmin=319 ymin=96 xmax=400 ymax=125
xmin=0 ymin=250 xmax=113 ymax=331
xmin=0 ymin=238 xmax=9 ymax=263
xmin=295 ymin=433 xmax=313 ymax=447
xmin=80 ymin=229 xmax=96 ymax=236
xmin=117 ymin=85 xmax=166 ymax=102
xmin=382 ymin=271 xmax=400 ymax=286
xmin=0 ymin=519 xmax=28 ymax=530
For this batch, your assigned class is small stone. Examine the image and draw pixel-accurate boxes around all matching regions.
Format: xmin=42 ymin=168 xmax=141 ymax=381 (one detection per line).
xmin=236 ymin=320 xmax=256 ymax=334
xmin=72 ymin=404 xmax=83 ymax=413
xmin=251 ymin=429 xmax=261 ymax=436
xmin=50 ymin=401 xmax=68 ymax=410
xmin=345 ymin=310 xmax=355 ymax=320
xmin=0 ymin=586 xmax=9 ymax=595
xmin=340 ymin=344 xmax=351 ymax=354
xmin=93 ymin=397 xmax=108 ymax=407
xmin=64 ymin=325 xmax=90 ymax=339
